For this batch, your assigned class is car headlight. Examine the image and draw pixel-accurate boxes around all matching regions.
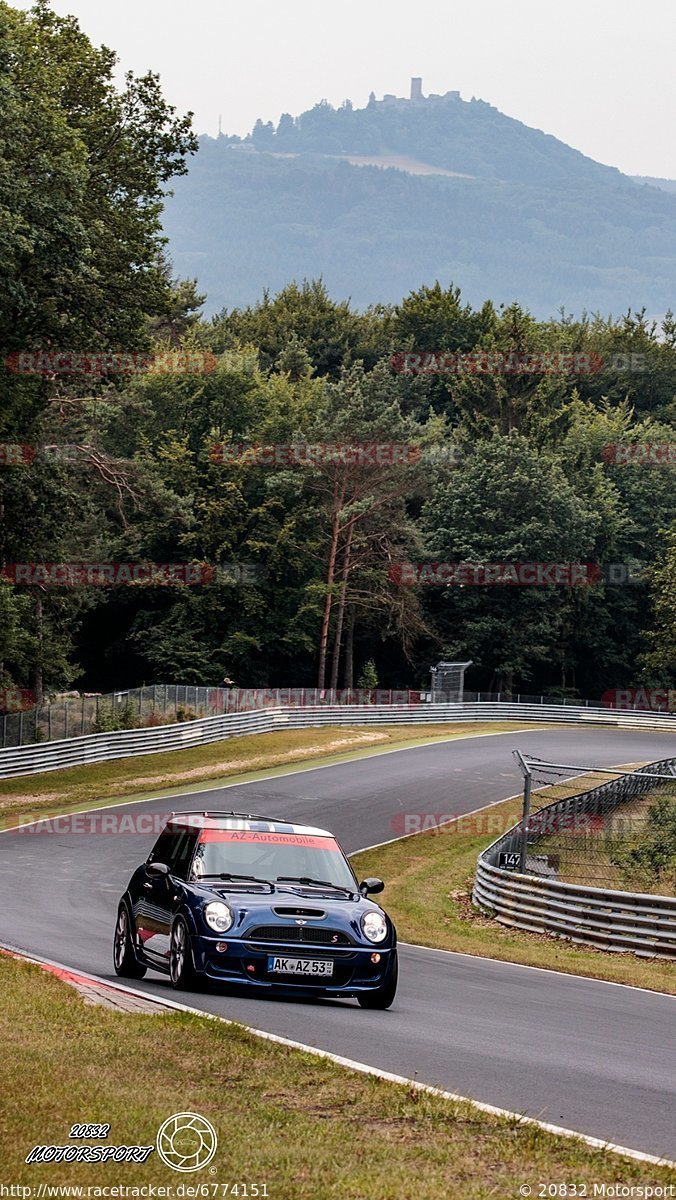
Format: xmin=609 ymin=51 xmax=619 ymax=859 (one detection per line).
xmin=204 ymin=901 xmax=234 ymax=933
xmin=361 ymin=911 xmax=388 ymax=943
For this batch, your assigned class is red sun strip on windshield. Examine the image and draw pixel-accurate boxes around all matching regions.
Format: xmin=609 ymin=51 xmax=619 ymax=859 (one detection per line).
xmin=198 ymin=830 xmax=341 ymax=850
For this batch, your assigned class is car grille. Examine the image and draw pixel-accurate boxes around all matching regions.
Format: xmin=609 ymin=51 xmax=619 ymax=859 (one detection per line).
xmin=247 ymin=925 xmax=353 ymax=946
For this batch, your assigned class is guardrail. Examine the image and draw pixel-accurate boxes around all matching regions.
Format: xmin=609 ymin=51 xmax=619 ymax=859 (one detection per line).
xmin=473 ymin=757 xmax=676 ymax=960
xmin=472 ymin=863 xmax=676 ymax=958
xmin=0 ymin=700 xmax=674 ymax=780
xmin=0 ymin=709 xmax=277 ymax=779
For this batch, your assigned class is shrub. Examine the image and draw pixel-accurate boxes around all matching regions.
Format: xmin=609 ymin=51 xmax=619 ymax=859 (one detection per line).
xmin=611 ymin=795 xmax=676 ymax=893
xmin=92 ymin=699 xmax=138 ymax=733
xmin=357 ymin=659 xmax=378 ymax=689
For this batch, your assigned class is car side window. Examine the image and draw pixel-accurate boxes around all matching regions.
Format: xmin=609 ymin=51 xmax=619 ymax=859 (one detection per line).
xmin=148 ymin=828 xmax=177 ymax=867
xmin=148 ymin=828 xmax=198 ymax=877
xmin=171 ymin=831 xmax=198 ymax=880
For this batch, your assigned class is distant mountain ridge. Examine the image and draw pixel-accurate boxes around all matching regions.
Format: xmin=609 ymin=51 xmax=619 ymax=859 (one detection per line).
xmin=237 ymin=84 xmax=624 ymax=186
xmin=162 ymin=84 xmax=676 ymax=317
xmin=632 ymin=176 xmax=676 ymax=193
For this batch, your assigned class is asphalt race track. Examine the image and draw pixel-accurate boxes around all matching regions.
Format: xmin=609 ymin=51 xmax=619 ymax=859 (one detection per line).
xmin=1 ymin=726 xmax=675 ymax=1158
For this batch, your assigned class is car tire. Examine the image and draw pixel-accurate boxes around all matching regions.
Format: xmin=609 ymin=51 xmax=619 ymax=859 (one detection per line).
xmin=169 ymin=917 xmax=198 ymax=990
xmin=113 ymin=903 xmax=147 ymax=979
xmin=357 ymin=949 xmax=398 ymax=1010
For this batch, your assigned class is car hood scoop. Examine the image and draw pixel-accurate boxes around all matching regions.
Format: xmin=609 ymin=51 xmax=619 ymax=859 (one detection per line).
xmin=273 ymin=906 xmax=326 ymax=918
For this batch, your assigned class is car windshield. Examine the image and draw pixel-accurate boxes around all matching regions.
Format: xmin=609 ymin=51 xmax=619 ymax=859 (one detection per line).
xmin=190 ymin=828 xmax=357 ymax=891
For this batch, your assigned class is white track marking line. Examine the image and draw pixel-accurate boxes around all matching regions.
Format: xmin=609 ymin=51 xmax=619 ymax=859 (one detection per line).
xmin=2 ymin=942 xmax=673 ymax=1170
xmin=398 ymin=942 xmax=676 ymax=998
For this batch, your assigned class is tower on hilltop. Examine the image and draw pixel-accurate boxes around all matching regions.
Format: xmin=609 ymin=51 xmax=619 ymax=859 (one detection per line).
xmin=410 ymin=77 xmax=423 ymax=101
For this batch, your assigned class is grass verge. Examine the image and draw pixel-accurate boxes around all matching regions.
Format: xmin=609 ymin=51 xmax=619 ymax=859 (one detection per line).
xmin=0 ymin=721 xmax=542 ymax=827
xmin=1 ymin=955 xmax=674 ymax=1197
xmin=352 ymin=781 xmax=676 ymax=994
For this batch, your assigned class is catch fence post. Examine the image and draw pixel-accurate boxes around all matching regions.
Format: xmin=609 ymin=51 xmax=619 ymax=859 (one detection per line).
xmin=513 ymin=749 xmax=533 ymax=874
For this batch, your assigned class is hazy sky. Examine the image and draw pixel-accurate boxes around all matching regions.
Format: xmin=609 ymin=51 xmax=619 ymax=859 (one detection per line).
xmin=17 ymin=0 xmax=676 ymax=177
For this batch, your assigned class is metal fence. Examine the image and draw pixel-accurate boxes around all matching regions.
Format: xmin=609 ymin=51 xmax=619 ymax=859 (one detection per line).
xmin=473 ymin=756 xmax=676 ymax=958
xmin=0 ymin=685 xmax=227 ymax=748
xmin=1 ymin=685 xmax=436 ymax=747
xmin=1 ymin=699 xmax=676 ymax=780
xmin=1 ymin=684 xmax=672 ymax=748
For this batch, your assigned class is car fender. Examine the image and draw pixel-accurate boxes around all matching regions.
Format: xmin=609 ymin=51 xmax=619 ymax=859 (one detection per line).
xmin=172 ymin=902 xmax=200 ymax=940
xmin=117 ymin=891 xmax=135 ymax=922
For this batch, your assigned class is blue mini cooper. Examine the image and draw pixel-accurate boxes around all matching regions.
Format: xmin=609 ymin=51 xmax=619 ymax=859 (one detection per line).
xmin=113 ymin=810 xmax=398 ymax=1008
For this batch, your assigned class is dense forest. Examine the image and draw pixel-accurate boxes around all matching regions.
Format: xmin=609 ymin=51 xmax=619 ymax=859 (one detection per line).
xmin=1 ymin=2 xmax=675 ymax=707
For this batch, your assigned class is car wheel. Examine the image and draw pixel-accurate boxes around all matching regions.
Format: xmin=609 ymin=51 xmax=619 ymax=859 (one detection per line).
xmin=357 ymin=949 xmax=398 ymax=1010
xmin=169 ymin=917 xmax=198 ymax=990
xmin=113 ymin=903 xmax=147 ymax=979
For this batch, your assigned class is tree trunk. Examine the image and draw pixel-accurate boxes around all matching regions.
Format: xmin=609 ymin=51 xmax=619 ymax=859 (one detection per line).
xmin=33 ymin=593 xmax=43 ymax=706
xmin=317 ymin=479 xmax=345 ymax=689
xmin=501 ymin=669 xmax=514 ymax=698
xmin=329 ymin=517 xmax=355 ymax=691
xmin=343 ymin=606 xmax=355 ymax=689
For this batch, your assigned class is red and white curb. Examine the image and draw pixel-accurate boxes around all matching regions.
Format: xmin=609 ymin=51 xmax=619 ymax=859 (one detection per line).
xmin=2 ymin=941 xmax=674 ymax=1171
xmin=0 ymin=946 xmax=174 ymax=1013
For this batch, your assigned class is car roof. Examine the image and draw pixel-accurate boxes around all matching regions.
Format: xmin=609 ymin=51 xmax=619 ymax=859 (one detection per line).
xmin=166 ymin=811 xmax=335 ymax=839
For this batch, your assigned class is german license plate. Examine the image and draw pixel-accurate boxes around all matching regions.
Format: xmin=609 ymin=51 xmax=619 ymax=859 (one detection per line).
xmin=268 ymin=955 xmax=334 ymax=977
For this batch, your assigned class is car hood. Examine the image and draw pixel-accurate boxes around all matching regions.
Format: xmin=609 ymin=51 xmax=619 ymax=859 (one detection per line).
xmin=190 ymin=882 xmax=388 ymax=932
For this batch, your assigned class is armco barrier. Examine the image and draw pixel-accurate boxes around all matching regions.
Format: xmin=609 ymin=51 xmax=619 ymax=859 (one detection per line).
xmin=473 ymin=756 xmax=676 ymax=959
xmin=0 ymin=700 xmax=674 ymax=780
xmin=0 ymin=709 xmax=276 ymax=779
xmin=472 ymin=862 xmax=676 ymax=958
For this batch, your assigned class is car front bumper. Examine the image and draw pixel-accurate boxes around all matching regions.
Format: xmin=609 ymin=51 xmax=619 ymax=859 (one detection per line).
xmin=190 ymin=933 xmax=396 ymax=995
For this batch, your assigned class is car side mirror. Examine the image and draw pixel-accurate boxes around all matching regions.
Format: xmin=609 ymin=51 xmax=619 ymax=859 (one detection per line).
xmin=360 ymin=877 xmax=384 ymax=895
xmin=147 ymin=861 xmax=170 ymax=878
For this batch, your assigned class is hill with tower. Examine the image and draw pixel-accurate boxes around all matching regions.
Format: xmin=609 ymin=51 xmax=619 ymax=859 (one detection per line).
xmin=162 ymin=80 xmax=676 ymax=317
